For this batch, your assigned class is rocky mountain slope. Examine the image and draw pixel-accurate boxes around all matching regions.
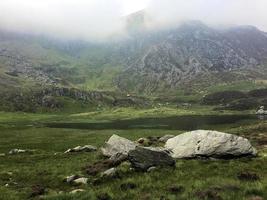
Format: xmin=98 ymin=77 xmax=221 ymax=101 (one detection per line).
xmin=1 ymin=14 xmax=267 ymax=111
xmin=116 ymin=21 xmax=267 ymax=93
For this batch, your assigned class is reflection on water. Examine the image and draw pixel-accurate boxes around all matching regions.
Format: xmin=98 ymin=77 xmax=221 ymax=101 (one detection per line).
xmin=46 ymin=114 xmax=264 ymax=131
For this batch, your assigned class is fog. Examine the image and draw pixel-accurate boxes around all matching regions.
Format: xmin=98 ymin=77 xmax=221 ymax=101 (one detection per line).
xmin=145 ymin=0 xmax=267 ymax=31
xmin=0 ymin=0 xmax=267 ymax=41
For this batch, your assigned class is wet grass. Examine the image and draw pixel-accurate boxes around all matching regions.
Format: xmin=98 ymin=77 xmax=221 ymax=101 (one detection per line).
xmin=0 ymin=110 xmax=266 ymax=200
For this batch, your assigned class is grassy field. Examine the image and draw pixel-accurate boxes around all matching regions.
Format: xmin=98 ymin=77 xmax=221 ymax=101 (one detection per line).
xmin=0 ymin=108 xmax=266 ymax=200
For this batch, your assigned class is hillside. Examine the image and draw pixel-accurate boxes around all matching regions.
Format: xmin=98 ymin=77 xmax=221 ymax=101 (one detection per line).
xmin=1 ymin=16 xmax=267 ymax=111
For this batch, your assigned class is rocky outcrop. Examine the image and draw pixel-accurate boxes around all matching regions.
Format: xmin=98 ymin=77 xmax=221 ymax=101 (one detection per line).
xmin=101 ymin=135 xmax=137 ymax=157
xmin=165 ymin=130 xmax=257 ymax=159
xmin=128 ymin=147 xmax=175 ymax=171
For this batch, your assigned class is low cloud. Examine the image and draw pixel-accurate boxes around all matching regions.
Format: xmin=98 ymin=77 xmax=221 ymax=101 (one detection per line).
xmin=0 ymin=0 xmax=267 ymax=42
xmin=145 ymin=0 xmax=267 ymax=31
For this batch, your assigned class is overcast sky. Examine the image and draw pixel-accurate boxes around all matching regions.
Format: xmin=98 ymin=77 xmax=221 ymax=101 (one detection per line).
xmin=0 ymin=0 xmax=266 ymax=41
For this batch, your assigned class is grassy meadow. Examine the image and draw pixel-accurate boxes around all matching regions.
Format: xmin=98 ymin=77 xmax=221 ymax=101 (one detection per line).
xmin=0 ymin=107 xmax=267 ymax=200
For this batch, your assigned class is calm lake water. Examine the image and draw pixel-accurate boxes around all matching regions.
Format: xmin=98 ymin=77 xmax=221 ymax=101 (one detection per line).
xmin=46 ymin=115 xmax=265 ymax=131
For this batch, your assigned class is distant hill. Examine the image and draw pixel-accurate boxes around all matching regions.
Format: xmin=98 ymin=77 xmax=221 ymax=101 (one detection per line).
xmin=1 ymin=11 xmax=267 ymax=111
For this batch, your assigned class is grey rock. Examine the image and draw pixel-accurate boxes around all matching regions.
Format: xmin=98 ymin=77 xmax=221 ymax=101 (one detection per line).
xmin=159 ymin=135 xmax=175 ymax=143
xmin=0 ymin=153 xmax=5 ymax=157
xmin=64 ymin=175 xmax=80 ymax=183
xmin=70 ymin=189 xmax=85 ymax=194
xmin=101 ymin=135 xmax=137 ymax=157
xmin=256 ymin=106 xmax=267 ymax=115
xmin=8 ymin=149 xmax=26 ymax=155
xmin=73 ymin=178 xmax=88 ymax=185
xmin=109 ymin=153 xmax=128 ymax=164
xmin=128 ymin=147 xmax=175 ymax=171
xmin=165 ymin=130 xmax=257 ymax=159
xmin=147 ymin=166 xmax=157 ymax=172
xmin=101 ymin=168 xmax=117 ymax=178
xmin=64 ymin=145 xmax=97 ymax=153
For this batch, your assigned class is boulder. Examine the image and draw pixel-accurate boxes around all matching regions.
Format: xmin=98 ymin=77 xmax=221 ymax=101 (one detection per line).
xmin=101 ymin=135 xmax=137 ymax=157
xmin=128 ymin=147 xmax=175 ymax=171
xmin=159 ymin=135 xmax=175 ymax=143
xmin=64 ymin=145 xmax=97 ymax=153
xmin=165 ymin=130 xmax=257 ymax=159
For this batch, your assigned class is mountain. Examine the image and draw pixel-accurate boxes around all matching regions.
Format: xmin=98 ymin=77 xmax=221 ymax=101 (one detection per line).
xmin=1 ymin=13 xmax=267 ymax=111
xmin=116 ymin=20 xmax=267 ymax=93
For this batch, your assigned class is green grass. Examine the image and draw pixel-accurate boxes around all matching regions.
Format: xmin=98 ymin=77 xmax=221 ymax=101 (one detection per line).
xmin=0 ymin=110 xmax=266 ymax=200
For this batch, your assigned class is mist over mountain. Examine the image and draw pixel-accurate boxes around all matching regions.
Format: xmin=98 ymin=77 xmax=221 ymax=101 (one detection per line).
xmin=0 ymin=8 xmax=267 ymax=111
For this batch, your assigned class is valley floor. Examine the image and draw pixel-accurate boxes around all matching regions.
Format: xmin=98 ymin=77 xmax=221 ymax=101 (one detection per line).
xmin=0 ymin=107 xmax=266 ymax=200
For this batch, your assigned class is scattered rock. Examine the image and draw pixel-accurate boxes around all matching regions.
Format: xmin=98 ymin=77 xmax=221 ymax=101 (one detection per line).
xmin=64 ymin=175 xmax=80 ymax=183
xmin=167 ymin=185 xmax=185 ymax=194
xmin=159 ymin=135 xmax=175 ymax=143
xmin=8 ymin=149 xmax=27 ymax=155
xmin=101 ymin=168 xmax=117 ymax=178
xmin=30 ymin=185 xmax=45 ymax=198
xmin=101 ymin=134 xmax=137 ymax=157
xmin=73 ymin=177 xmax=88 ymax=185
xmin=64 ymin=145 xmax=97 ymax=153
xmin=128 ymin=147 xmax=175 ymax=171
xmin=165 ymin=130 xmax=257 ymax=159
xmin=237 ymin=172 xmax=260 ymax=181
xmin=147 ymin=166 xmax=157 ymax=172
xmin=70 ymin=189 xmax=85 ymax=194
xmin=120 ymin=182 xmax=137 ymax=191
xmin=0 ymin=153 xmax=5 ymax=157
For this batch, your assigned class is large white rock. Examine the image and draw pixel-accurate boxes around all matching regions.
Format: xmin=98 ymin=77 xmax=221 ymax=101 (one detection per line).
xmin=165 ymin=130 xmax=257 ymax=159
xmin=101 ymin=134 xmax=137 ymax=157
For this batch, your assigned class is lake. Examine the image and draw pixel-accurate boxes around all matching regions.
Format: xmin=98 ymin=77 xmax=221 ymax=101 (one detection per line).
xmin=45 ymin=114 xmax=265 ymax=131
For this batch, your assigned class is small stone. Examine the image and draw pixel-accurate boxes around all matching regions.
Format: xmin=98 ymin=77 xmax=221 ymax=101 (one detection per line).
xmin=70 ymin=189 xmax=85 ymax=194
xmin=73 ymin=177 xmax=88 ymax=185
xmin=64 ymin=145 xmax=97 ymax=153
xmin=0 ymin=153 xmax=5 ymax=157
xmin=147 ymin=166 xmax=157 ymax=172
xmin=64 ymin=175 xmax=80 ymax=183
xmin=137 ymin=138 xmax=146 ymax=144
xmin=9 ymin=149 xmax=26 ymax=155
xmin=5 ymin=184 xmax=9 ymax=187
xmin=101 ymin=168 xmax=117 ymax=178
